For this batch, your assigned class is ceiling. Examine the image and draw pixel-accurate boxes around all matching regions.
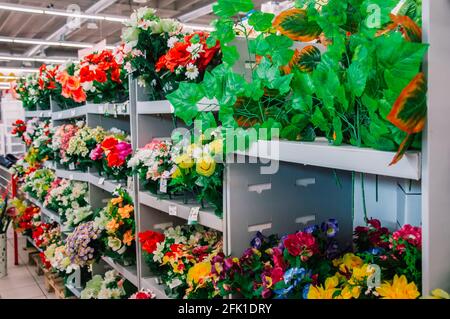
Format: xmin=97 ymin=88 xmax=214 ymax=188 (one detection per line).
xmin=0 ymin=0 xmax=267 ymax=70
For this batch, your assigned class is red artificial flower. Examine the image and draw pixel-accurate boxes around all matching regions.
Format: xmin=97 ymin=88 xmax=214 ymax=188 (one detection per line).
xmin=138 ymin=231 xmax=165 ymax=254
xmin=72 ymin=87 xmax=87 ymax=103
xmin=106 ymin=152 xmax=123 ymax=167
xmin=111 ymin=68 xmax=121 ymax=83
xmin=392 ymin=224 xmax=422 ymax=250
xmin=283 ymin=232 xmax=318 ymax=261
xmin=66 ymin=76 xmax=80 ymax=91
xmin=47 ymin=81 xmax=56 ymax=90
xmin=271 ymin=266 xmax=284 ymax=285
xmin=101 ymin=137 xmax=119 ymax=151
xmin=56 ymin=70 xmax=69 ymax=85
xmin=161 ymin=42 xmax=191 ymax=72
xmin=94 ymin=69 xmax=107 ymax=83
xmin=79 ymin=66 xmax=95 ymax=82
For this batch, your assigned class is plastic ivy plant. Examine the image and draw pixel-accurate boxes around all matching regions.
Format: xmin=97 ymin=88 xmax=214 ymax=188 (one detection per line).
xmin=167 ymin=0 xmax=427 ymax=164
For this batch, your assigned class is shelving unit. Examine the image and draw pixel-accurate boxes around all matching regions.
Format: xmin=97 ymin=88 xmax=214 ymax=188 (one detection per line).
xmin=101 ymin=256 xmax=138 ymax=287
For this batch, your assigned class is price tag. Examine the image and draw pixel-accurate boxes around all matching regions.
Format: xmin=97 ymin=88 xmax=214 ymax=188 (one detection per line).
xmin=168 ymin=278 xmax=182 ymax=289
xmin=58 ymin=113 xmax=62 ymax=119
xmin=188 ymin=207 xmax=200 ymax=225
xmin=69 ymin=163 xmax=75 ymax=171
xmin=98 ymin=177 xmax=105 ymax=185
xmin=127 ymin=176 xmax=134 ymax=193
xmin=168 ymin=205 xmax=177 ymax=216
xmin=69 ymin=174 xmax=74 ymax=180
xmin=121 ymin=103 xmax=128 ymax=114
xmin=159 ymin=179 xmax=167 ymax=193
xmin=71 ymin=110 xmax=76 ymax=116
xmin=39 ymin=112 xmax=44 ymax=117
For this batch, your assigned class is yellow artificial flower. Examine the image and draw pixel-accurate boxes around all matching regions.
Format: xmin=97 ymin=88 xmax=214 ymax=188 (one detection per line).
xmin=187 ymin=262 xmax=212 ymax=285
xmin=118 ymin=204 xmax=134 ymax=219
xmin=376 ymin=275 xmax=420 ymax=299
xmin=111 ymin=197 xmax=123 ymax=206
xmin=338 ymin=253 xmax=364 ymax=273
xmin=340 ymin=285 xmax=361 ymax=299
xmin=122 ymin=229 xmax=134 ymax=246
xmin=106 ymin=219 xmax=121 ymax=233
xmin=196 ymin=156 xmax=216 ymax=177
xmin=171 ymin=167 xmax=182 ymax=178
xmin=307 ymin=276 xmax=340 ymax=299
xmin=209 ymin=139 xmax=223 ymax=155
xmin=175 ymin=153 xmax=194 ymax=169
xmin=425 ymin=289 xmax=450 ymax=299
xmin=348 ymin=264 xmax=375 ymax=285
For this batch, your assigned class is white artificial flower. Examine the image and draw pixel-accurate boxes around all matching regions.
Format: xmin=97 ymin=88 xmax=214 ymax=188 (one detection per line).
xmin=185 ymin=63 xmax=199 ymax=80
xmin=137 ymin=76 xmax=146 ymax=88
xmin=187 ymin=43 xmax=204 ymax=60
xmin=167 ymin=36 xmax=179 ymax=48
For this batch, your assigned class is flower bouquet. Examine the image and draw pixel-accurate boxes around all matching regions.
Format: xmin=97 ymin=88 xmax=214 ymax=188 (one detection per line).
xmin=19 ymin=118 xmax=53 ymax=163
xmin=14 ymin=73 xmax=46 ymax=110
xmin=94 ymin=188 xmax=136 ymax=265
xmin=22 ymin=168 xmax=55 ymax=201
xmin=78 ymin=49 xmax=129 ymax=104
xmin=81 ymin=270 xmax=136 ymax=299
xmin=129 ymin=289 xmax=156 ymax=299
xmin=155 ymin=31 xmax=221 ymax=97
xmin=65 ymin=221 xmax=101 ymax=268
xmin=9 ymin=198 xmax=40 ymax=237
xmin=121 ymin=7 xmax=182 ymax=100
xmin=65 ymin=125 xmax=107 ymax=171
xmin=44 ymin=179 xmax=90 ymax=227
xmin=138 ymin=225 xmax=222 ymax=298
xmin=35 ymin=64 xmax=58 ymax=110
xmin=51 ymin=123 xmax=80 ymax=168
xmin=90 ymin=132 xmax=133 ymax=181
xmin=44 ymin=242 xmax=79 ymax=274
xmin=171 ymin=133 xmax=224 ymax=216
xmin=128 ymin=139 xmax=177 ymax=195
xmin=54 ymin=62 xmax=86 ymax=108
xmin=11 ymin=120 xmax=27 ymax=141
xmin=32 ymin=222 xmax=61 ymax=251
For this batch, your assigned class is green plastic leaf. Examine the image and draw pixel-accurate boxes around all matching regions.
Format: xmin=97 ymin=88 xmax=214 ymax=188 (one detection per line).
xmin=213 ymin=0 xmax=254 ymax=18
xmin=166 ymin=82 xmax=204 ymax=125
xmin=248 ymin=11 xmax=275 ymax=31
xmin=211 ymin=18 xmax=236 ymax=44
xmin=311 ymin=107 xmax=330 ymax=133
xmin=222 ymin=45 xmax=240 ymax=66
xmin=281 ymin=125 xmax=301 ymax=141
xmin=271 ymin=73 xmax=293 ymax=95
xmin=265 ymin=34 xmax=294 ymax=66
xmin=332 ymin=117 xmax=343 ymax=145
xmin=291 ymin=114 xmax=310 ymax=131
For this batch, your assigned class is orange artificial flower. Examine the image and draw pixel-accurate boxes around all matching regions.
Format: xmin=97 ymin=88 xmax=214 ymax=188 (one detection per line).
xmin=111 ymin=197 xmax=123 ymax=206
xmin=72 ymin=87 xmax=87 ymax=103
xmin=106 ymin=218 xmax=121 ymax=233
xmin=118 ymin=204 xmax=134 ymax=219
xmin=66 ymin=75 xmax=80 ymax=91
xmin=123 ymin=229 xmax=134 ymax=246
xmin=56 ymin=70 xmax=69 ymax=85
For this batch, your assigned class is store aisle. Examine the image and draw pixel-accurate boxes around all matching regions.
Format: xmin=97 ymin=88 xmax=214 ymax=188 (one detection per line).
xmin=0 ymin=227 xmax=56 ymax=299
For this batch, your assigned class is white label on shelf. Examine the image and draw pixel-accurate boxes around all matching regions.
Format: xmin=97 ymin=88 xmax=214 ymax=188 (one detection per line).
xmin=188 ymin=207 xmax=200 ymax=225
xmin=295 ymin=178 xmax=316 ymax=187
xmin=295 ymin=215 xmax=316 ymax=225
xmin=71 ymin=110 xmax=76 ymax=116
xmin=39 ymin=112 xmax=44 ymax=117
xmin=69 ymin=174 xmax=74 ymax=180
xmin=98 ymin=105 xmax=104 ymax=113
xmin=58 ymin=113 xmax=62 ymax=119
xmin=159 ymin=178 xmax=167 ymax=193
xmin=248 ymin=222 xmax=272 ymax=233
xmin=69 ymin=163 xmax=75 ymax=171
xmin=168 ymin=205 xmax=177 ymax=216
xmin=98 ymin=177 xmax=105 ymax=185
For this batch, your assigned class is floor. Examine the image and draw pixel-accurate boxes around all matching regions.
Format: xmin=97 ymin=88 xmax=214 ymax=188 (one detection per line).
xmin=0 ymin=227 xmax=57 ymax=299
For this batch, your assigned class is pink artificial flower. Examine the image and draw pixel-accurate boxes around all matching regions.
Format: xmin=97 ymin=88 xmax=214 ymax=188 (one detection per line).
xmin=391 ymin=224 xmax=422 ymax=252
xmin=90 ymin=144 xmax=103 ymax=161
xmin=115 ymin=141 xmax=132 ymax=161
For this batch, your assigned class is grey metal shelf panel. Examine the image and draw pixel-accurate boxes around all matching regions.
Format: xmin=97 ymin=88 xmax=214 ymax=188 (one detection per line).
xmin=52 ymin=105 xmax=88 ymax=120
xmin=139 ymin=191 xmax=223 ymax=232
xmin=86 ymin=102 xmax=130 ymax=116
xmin=24 ymin=110 xmax=52 ymax=118
xmin=54 ymin=168 xmax=90 ymax=182
xmin=88 ymin=173 xmax=122 ymax=194
xmin=137 ymin=98 xmax=218 ymax=114
xmin=235 ymin=138 xmax=421 ymax=180
xmin=101 ymin=256 xmax=138 ymax=287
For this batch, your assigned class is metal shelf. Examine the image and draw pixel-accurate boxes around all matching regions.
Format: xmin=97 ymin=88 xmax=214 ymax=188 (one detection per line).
xmin=25 ymin=235 xmax=43 ymax=253
xmin=52 ymin=105 xmax=88 ymax=121
xmin=137 ymin=98 xmax=218 ymax=114
xmin=54 ymin=168 xmax=90 ymax=182
xmin=101 ymin=256 xmax=138 ymax=287
xmin=24 ymin=110 xmax=52 ymax=118
xmin=139 ymin=191 xmax=223 ymax=232
xmin=140 ymin=277 xmax=168 ymax=299
xmin=23 ymin=193 xmax=61 ymax=224
xmin=88 ymin=172 xmax=122 ymax=193
xmin=235 ymin=138 xmax=421 ymax=180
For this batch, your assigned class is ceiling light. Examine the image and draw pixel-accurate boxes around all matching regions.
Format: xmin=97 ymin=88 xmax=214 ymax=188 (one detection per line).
xmin=0 ymin=36 xmax=100 ymax=49
xmin=133 ymin=0 xmax=148 ymax=4
xmin=0 ymin=67 xmax=39 ymax=73
xmin=0 ymin=75 xmax=20 ymax=80
xmin=0 ymin=4 xmax=44 ymax=14
xmin=0 ymin=55 xmax=68 ymax=63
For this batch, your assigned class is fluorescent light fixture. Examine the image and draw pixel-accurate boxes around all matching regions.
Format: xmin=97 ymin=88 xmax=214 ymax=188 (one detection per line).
xmin=0 ymin=4 xmax=44 ymax=14
xmin=0 ymin=55 xmax=69 ymax=63
xmin=0 ymin=75 xmax=20 ymax=80
xmin=0 ymin=36 xmax=105 ymax=49
xmin=0 ymin=67 xmax=39 ymax=73
xmin=178 ymin=3 xmax=214 ymax=22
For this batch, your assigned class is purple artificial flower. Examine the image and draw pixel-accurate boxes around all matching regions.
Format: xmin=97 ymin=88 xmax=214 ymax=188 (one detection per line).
xmin=321 ymin=218 xmax=339 ymax=238
xmin=303 ymin=224 xmax=319 ymax=234
xmin=116 ymin=141 xmax=132 ymax=161
xmin=250 ymin=231 xmax=264 ymax=249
